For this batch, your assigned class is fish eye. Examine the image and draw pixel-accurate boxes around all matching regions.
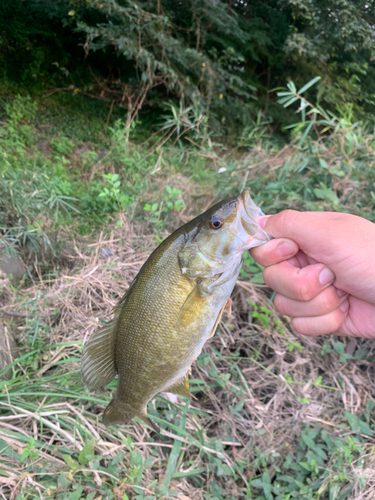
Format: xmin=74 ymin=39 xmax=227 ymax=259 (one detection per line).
xmin=209 ymin=218 xmax=224 ymax=230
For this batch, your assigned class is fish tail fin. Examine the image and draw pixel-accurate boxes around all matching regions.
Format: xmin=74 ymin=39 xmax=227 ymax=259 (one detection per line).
xmin=102 ymin=398 xmax=160 ymax=432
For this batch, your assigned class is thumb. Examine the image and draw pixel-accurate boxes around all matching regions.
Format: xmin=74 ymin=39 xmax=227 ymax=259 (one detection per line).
xmin=257 ymin=210 xmax=335 ymax=254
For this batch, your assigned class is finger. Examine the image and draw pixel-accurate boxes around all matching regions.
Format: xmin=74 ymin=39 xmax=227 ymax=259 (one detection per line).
xmin=274 ymin=286 xmax=348 ymax=317
xmin=291 ymin=301 xmax=349 ymax=336
xmin=250 ymin=238 xmax=298 ymax=267
xmin=263 ymin=261 xmax=335 ymax=301
xmin=339 ymin=297 xmax=375 ymax=338
xmin=294 ymin=249 xmax=315 ymax=267
xmin=256 ymin=211 xmax=341 ymax=255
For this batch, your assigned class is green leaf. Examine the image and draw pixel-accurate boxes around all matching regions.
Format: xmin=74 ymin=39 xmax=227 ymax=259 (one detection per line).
xmin=63 ymin=454 xmax=80 ymax=470
xmin=297 ymin=76 xmax=321 ymax=95
xmin=297 ymin=121 xmax=314 ymax=147
xmin=281 ymin=96 xmax=299 ymax=108
xmin=251 ymin=478 xmax=264 ymax=488
xmin=78 ymin=439 xmax=95 ymax=465
xmin=346 ymin=413 xmax=374 ymax=436
xmin=313 ymin=188 xmax=339 ymax=205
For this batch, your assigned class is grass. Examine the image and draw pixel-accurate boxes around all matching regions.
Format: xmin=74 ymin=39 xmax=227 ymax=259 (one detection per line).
xmin=1 ymin=89 xmax=375 ymax=499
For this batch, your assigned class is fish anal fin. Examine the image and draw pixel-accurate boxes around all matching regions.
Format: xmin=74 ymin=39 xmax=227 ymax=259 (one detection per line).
xmin=208 ymin=298 xmax=232 ymax=339
xmin=81 ymin=319 xmax=117 ymax=390
xmin=164 ymin=373 xmax=191 ymax=399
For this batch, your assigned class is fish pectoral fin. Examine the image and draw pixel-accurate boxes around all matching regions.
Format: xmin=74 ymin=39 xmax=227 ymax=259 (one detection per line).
xmin=176 ymin=283 xmax=208 ymax=329
xmin=164 ymin=373 xmax=191 ymax=399
xmin=81 ymin=319 xmax=117 ymax=390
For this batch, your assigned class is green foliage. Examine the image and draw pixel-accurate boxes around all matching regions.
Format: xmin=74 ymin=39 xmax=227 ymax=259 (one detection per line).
xmin=75 ymin=0 xmax=257 ymax=133
xmin=212 ymin=79 xmax=375 ymax=224
xmin=280 ymin=0 xmax=375 ymax=116
xmin=0 ymin=137 xmax=79 ymax=258
xmin=20 ymin=437 xmax=39 ymax=461
xmin=4 ymin=94 xmax=38 ymax=124
xmin=2 ymin=0 xmax=375 ymax=134
xmin=249 ymin=425 xmax=363 ymax=500
xmin=144 ymin=185 xmax=185 ymax=238
xmin=240 ymin=253 xmax=264 ymax=284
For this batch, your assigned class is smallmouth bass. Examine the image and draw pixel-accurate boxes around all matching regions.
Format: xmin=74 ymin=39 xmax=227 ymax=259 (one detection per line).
xmin=81 ymin=190 xmax=270 ymax=430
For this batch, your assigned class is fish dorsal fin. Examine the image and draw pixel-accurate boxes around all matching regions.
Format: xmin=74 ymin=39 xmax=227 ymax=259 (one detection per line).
xmin=164 ymin=373 xmax=191 ymax=399
xmin=81 ymin=318 xmax=117 ymax=390
xmin=112 ymin=278 xmax=135 ymax=313
xmin=82 ymin=279 xmax=136 ymax=390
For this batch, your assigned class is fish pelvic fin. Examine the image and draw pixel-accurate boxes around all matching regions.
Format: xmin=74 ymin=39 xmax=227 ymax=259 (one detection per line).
xmin=164 ymin=373 xmax=191 ymax=399
xmin=103 ymin=398 xmax=160 ymax=432
xmin=81 ymin=318 xmax=117 ymax=390
xmin=208 ymin=298 xmax=232 ymax=339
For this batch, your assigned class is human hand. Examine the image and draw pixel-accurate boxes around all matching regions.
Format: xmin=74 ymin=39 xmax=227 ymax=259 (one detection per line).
xmin=250 ymin=210 xmax=375 ymax=338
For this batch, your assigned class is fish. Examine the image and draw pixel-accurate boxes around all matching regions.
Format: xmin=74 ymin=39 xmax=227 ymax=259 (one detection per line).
xmin=81 ymin=189 xmax=271 ymax=430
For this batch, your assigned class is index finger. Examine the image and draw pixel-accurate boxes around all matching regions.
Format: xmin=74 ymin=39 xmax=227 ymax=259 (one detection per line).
xmin=250 ymin=238 xmax=299 ymax=267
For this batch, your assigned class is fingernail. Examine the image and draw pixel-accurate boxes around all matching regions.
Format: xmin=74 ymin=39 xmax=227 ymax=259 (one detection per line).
xmin=319 ymin=267 xmax=335 ymax=286
xmin=277 ymin=241 xmax=295 ymax=257
xmin=257 ymin=216 xmax=269 ymax=229
xmin=340 ymin=300 xmax=349 ymax=312
xmin=337 ymin=289 xmax=346 ymax=297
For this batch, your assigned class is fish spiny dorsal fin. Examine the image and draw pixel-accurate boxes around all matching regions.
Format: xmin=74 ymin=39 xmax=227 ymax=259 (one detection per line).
xmin=164 ymin=373 xmax=191 ymax=399
xmin=81 ymin=318 xmax=117 ymax=389
xmin=112 ymin=278 xmax=136 ymax=314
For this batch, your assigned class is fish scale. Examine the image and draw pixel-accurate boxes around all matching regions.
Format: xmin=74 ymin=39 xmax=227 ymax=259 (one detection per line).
xmin=81 ymin=190 xmax=271 ymax=430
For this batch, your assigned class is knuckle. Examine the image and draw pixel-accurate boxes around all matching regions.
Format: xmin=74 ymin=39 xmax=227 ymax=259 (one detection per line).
xmin=291 ymin=317 xmax=308 ymax=334
xmin=325 ymin=309 xmax=344 ymax=333
xmin=262 ymin=266 xmax=273 ymax=287
xmin=274 ymin=294 xmax=286 ymax=314
xmin=277 ymin=210 xmax=300 ymax=231
xmin=250 ymin=243 xmax=270 ymax=267
xmin=319 ymin=287 xmax=339 ymax=313
xmin=297 ymin=280 xmax=314 ymax=302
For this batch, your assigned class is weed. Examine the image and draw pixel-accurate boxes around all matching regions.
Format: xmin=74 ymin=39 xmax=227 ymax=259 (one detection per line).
xmin=144 ymin=185 xmax=185 ymax=238
xmin=4 ymin=94 xmax=38 ymax=124
xmin=50 ymin=135 xmax=75 ymax=156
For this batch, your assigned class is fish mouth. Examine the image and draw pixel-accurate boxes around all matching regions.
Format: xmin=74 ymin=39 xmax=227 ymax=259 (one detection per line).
xmin=236 ymin=190 xmax=272 ymax=247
